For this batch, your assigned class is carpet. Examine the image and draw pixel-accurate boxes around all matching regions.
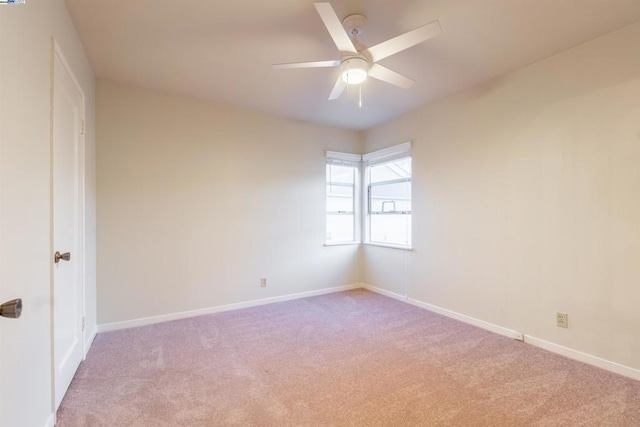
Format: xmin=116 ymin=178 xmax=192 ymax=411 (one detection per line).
xmin=56 ymin=289 xmax=640 ymax=426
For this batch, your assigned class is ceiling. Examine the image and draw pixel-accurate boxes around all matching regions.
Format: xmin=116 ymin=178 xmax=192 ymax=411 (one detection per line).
xmin=66 ymin=0 xmax=640 ymax=130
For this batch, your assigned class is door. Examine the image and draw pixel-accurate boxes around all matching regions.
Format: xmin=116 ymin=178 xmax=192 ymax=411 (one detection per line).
xmin=1 ymin=5 xmax=63 ymax=425
xmin=53 ymin=46 xmax=84 ymax=410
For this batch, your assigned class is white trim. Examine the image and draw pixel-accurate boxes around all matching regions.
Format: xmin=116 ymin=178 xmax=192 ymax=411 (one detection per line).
xmin=524 ymin=336 xmax=640 ymax=381
xmin=362 ymin=141 xmax=411 ymax=165
xmin=363 ymin=242 xmax=413 ymax=251
xmin=326 ymin=150 xmax=362 ymax=163
xmin=360 ymin=283 xmax=640 ymax=381
xmin=358 ymin=283 xmax=407 ymax=300
xmin=406 ymin=297 xmax=524 ymax=340
xmin=324 ymin=242 xmax=360 ymax=247
xmin=84 ymin=326 xmax=97 ymax=359
xmin=98 ymin=284 xmax=359 ymax=333
xmin=43 ymin=413 xmax=55 ymax=427
xmin=362 ymin=284 xmax=521 ymax=339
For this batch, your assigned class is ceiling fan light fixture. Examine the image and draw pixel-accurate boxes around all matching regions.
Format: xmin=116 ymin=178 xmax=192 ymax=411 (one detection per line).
xmin=340 ymin=57 xmax=369 ymax=85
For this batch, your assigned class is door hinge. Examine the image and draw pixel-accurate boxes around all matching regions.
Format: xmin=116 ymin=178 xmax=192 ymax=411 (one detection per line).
xmin=81 ymin=120 xmax=85 ymax=136
xmin=82 ymin=316 xmax=85 ymax=332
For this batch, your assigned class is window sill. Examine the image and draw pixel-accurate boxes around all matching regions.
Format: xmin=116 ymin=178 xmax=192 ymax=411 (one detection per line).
xmin=363 ymin=242 xmax=413 ymax=251
xmin=324 ymin=242 xmax=360 ymax=247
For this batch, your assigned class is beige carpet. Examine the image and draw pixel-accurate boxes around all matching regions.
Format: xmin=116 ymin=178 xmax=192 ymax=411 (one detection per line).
xmin=57 ymin=289 xmax=640 ymax=426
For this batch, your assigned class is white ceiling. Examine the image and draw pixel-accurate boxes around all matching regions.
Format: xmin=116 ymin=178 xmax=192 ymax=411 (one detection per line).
xmin=66 ymin=0 xmax=640 ymax=130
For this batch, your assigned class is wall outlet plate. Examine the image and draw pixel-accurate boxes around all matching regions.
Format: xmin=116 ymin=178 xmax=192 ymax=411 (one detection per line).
xmin=260 ymin=278 xmax=267 ymax=287
xmin=556 ymin=312 xmax=568 ymax=328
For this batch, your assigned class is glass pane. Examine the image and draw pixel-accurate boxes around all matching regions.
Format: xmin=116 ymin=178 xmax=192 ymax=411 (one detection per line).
xmin=326 ymin=184 xmax=353 ymax=213
xmin=370 ymin=181 xmax=411 ymax=212
xmin=326 ymin=164 xmax=355 ymax=184
xmin=326 ymin=184 xmax=352 ymax=196
xmin=326 ymin=214 xmax=354 ymax=242
xmin=370 ymin=214 xmax=412 ymax=246
xmin=327 ymin=196 xmax=354 ymax=213
xmin=370 ymin=157 xmax=411 ymax=184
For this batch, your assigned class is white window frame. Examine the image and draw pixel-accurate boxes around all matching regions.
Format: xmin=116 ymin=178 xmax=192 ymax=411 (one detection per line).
xmin=363 ymin=142 xmax=412 ymax=250
xmin=325 ymin=151 xmax=362 ymax=246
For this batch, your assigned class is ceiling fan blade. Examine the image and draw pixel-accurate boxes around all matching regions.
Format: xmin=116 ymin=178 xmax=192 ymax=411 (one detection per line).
xmin=314 ymin=2 xmax=357 ymax=54
xmin=368 ymin=64 xmax=415 ymax=89
xmin=365 ymin=20 xmax=441 ymax=62
xmin=273 ymin=60 xmax=340 ymax=69
xmin=328 ymin=76 xmax=346 ymax=100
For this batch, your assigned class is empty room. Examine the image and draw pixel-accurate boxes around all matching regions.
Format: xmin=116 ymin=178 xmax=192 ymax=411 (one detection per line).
xmin=1 ymin=0 xmax=639 ymax=425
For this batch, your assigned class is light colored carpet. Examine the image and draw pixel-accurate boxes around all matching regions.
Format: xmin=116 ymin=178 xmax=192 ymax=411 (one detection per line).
xmin=57 ymin=289 xmax=640 ymax=426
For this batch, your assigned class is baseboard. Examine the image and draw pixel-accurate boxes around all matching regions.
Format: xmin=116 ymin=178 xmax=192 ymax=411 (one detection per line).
xmin=84 ymin=325 xmax=97 ymax=358
xmin=360 ymin=283 xmax=640 ymax=382
xmin=361 ymin=284 xmax=523 ymax=340
xmin=97 ymin=284 xmax=359 ymax=333
xmin=524 ymin=335 xmax=640 ymax=381
xmin=43 ymin=413 xmax=55 ymax=427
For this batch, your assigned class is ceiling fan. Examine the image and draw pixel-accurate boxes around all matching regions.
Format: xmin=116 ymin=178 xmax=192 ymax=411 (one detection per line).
xmin=273 ymin=2 xmax=442 ymax=101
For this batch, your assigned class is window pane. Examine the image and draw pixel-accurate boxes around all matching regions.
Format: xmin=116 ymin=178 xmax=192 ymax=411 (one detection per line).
xmin=326 ymin=184 xmax=352 ymax=196
xmin=326 ymin=184 xmax=353 ymax=212
xmin=370 ymin=158 xmax=411 ymax=183
xmin=326 ymin=164 xmax=355 ymax=184
xmin=370 ymin=181 xmax=411 ymax=212
xmin=327 ymin=196 xmax=353 ymax=213
xmin=326 ymin=214 xmax=354 ymax=242
xmin=367 ymin=155 xmax=412 ymax=247
xmin=370 ymin=214 xmax=411 ymax=246
xmin=326 ymin=160 xmax=356 ymax=244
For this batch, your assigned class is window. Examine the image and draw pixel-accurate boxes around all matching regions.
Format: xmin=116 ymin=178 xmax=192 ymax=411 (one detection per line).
xmin=326 ymin=152 xmax=360 ymax=244
xmin=324 ymin=144 xmax=411 ymax=249
xmin=364 ymin=143 xmax=412 ymax=248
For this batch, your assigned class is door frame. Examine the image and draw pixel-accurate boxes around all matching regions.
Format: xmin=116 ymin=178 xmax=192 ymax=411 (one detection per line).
xmin=50 ymin=39 xmax=87 ymax=409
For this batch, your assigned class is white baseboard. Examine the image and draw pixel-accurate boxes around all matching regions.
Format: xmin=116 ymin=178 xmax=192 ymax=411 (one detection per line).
xmin=524 ymin=335 xmax=640 ymax=381
xmin=361 ymin=284 xmax=523 ymax=340
xmin=360 ymin=283 xmax=640 ymax=382
xmin=43 ymin=413 xmax=55 ymax=427
xmin=84 ymin=325 xmax=97 ymax=358
xmin=97 ymin=284 xmax=359 ymax=333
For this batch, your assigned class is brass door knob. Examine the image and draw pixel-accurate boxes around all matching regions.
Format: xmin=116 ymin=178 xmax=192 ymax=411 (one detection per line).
xmin=54 ymin=251 xmax=71 ymax=263
xmin=0 ymin=298 xmax=22 ymax=319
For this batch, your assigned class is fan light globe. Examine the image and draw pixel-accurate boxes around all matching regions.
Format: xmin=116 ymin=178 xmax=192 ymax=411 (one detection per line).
xmin=341 ymin=58 xmax=369 ymax=85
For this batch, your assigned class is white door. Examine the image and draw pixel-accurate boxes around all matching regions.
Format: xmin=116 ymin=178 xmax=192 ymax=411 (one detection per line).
xmin=53 ymin=48 xmax=84 ymax=410
xmin=1 ymin=5 xmax=61 ymax=426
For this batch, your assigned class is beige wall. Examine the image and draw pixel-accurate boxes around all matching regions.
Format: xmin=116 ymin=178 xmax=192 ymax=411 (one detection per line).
xmin=96 ymin=81 xmax=362 ymax=325
xmin=363 ymin=21 xmax=640 ymax=370
xmin=95 ymin=10 xmax=639 ymax=380
xmin=0 ymin=0 xmax=96 ymax=425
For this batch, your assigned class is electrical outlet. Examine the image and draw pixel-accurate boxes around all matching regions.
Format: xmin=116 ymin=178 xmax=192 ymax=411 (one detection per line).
xmin=260 ymin=278 xmax=267 ymax=287
xmin=556 ymin=312 xmax=568 ymax=328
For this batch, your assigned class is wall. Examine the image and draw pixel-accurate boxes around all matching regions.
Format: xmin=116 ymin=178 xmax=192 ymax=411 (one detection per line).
xmin=0 ymin=0 xmax=96 ymax=426
xmin=96 ymin=81 xmax=361 ymax=325
xmin=363 ymin=21 xmax=640 ymax=372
